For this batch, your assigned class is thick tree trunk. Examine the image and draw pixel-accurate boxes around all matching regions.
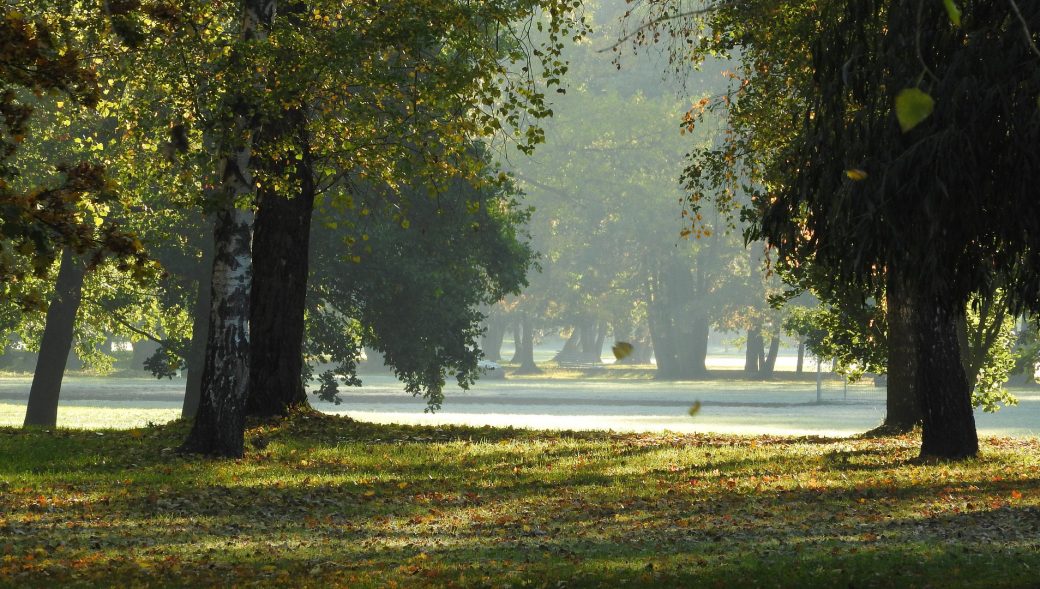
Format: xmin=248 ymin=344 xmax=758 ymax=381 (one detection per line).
xmin=553 ymin=325 xmax=582 ymax=363
xmin=182 ymin=233 xmax=214 ymax=419
xmin=481 ymin=315 xmax=506 ymax=363
xmin=915 ymin=297 xmax=978 ymax=459
xmin=246 ymin=116 xmax=315 ymax=418
xmin=677 ymin=313 xmax=709 ymax=377
xmin=744 ymin=326 xmax=763 ymax=375
xmin=514 ymin=312 xmax=541 ymax=374
xmin=23 ymin=250 xmax=86 ymax=427
xmin=180 ymin=207 xmax=254 ymax=456
xmin=884 ymin=272 xmax=921 ymax=431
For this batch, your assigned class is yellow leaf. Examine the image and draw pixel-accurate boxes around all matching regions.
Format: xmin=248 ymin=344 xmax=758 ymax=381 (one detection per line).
xmin=895 ymin=88 xmax=935 ymax=133
xmin=688 ymin=400 xmax=702 ymax=417
xmin=845 ymin=168 xmax=868 ymax=181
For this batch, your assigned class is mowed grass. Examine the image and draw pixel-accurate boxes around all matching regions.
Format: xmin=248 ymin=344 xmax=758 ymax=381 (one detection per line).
xmin=2 ymin=414 xmax=1040 ymax=588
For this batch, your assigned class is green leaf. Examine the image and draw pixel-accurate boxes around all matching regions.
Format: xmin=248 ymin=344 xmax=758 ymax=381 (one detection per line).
xmin=942 ymin=0 xmax=962 ymax=26
xmin=895 ymin=88 xmax=935 ymax=133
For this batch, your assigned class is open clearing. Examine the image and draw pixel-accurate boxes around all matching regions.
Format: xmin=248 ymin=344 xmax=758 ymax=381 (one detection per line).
xmin=2 ymin=373 xmax=1040 ymax=437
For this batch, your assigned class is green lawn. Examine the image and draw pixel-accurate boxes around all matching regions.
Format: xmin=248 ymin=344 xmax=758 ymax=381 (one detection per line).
xmin=2 ymin=414 xmax=1039 ymax=588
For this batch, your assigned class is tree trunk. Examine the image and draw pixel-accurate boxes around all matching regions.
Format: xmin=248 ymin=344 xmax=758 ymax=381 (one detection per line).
xmin=23 ymin=249 xmax=86 ymax=427
xmin=915 ymin=297 xmax=978 ymax=459
xmin=683 ymin=312 xmax=710 ymax=376
xmin=481 ymin=315 xmax=506 ymax=362
xmin=744 ymin=326 xmax=763 ymax=375
xmin=884 ymin=272 xmax=921 ymax=431
xmin=514 ymin=312 xmax=541 ymax=374
xmin=509 ymin=317 xmax=522 ymax=363
xmin=180 ymin=206 xmax=254 ymax=456
xmin=182 ymin=231 xmax=214 ymax=419
xmin=246 ymin=114 xmax=315 ymax=418
xmin=553 ymin=325 xmax=582 ymax=363
xmin=179 ymin=0 xmax=273 ymax=457
xmin=796 ymin=338 xmax=805 ymax=374
xmin=760 ymin=330 xmax=781 ymax=377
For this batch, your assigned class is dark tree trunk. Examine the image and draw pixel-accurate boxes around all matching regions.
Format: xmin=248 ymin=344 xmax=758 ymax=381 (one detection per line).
xmin=182 ymin=231 xmax=214 ymax=419
xmin=554 ymin=325 xmax=582 ymax=363
xmin=796 ymin=338 xmax=805 ymax=374
xmin=915 ymin=297 xmax=978 ymax=459
xmin=481 ymin=315 xmax=506 ymax=363
xmin=579 ymin=319 xmax=606 ymax=364
xmin=509 ymin=317 xmax=522 ymax=363
xmin=246 ymin=115 xmax=315 ymax=418
xmin=514 ymin=312 xmax=541 ymax=374
xmin=180 ymin=206 xmax=254 ymax=457
xmin=884 ymin=272 xmax=921 ymax=431
xmin=23 ymin=250 xmax=86 ymax=427
xmin=683 ymin=312 xmax=710 ymax=376
xmin=744 ymin=326 xmax=763 ymax=375
xmin=760 ymin=331 xmax=781 ymax=377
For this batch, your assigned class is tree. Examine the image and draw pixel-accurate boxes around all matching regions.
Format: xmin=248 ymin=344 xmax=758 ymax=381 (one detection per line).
xmin=625 ymin=0 xmax=1040 ymax=458
xmin=307 ymin=166 xmax=534 ymax=409
xmin=128 ymin=0 xmax=586 ymax=455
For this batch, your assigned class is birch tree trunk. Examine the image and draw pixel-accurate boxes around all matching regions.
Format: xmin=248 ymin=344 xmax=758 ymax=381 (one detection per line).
xmin=180 ymin=0 xmax=275 ymax=456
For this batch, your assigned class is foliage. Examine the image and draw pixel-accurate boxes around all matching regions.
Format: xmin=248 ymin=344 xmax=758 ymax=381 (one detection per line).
xmin=2 ymin=417 xmax=1040 ymax=586
xmin=307 ymin=165 xmax=535 ymax=410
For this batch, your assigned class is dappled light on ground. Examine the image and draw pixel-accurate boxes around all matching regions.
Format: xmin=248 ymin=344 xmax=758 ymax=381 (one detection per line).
xmin=2 ymin=415 xmax=1040 ymax=587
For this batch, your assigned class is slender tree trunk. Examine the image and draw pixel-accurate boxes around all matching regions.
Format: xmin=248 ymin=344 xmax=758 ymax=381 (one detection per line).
xmin=182 ymin=224 xmax=214 ymax=419
xmin=761 ymin=330 xmax=781 ymax=377
xmin=915 ymin=296 xmax=978 ymax=459
xmin=23 ymin=250 xmax=86 ymax=427
xmin=509 ymin=317 xmax=522 ymax=363
xmin=884 ymin=272 xmax=921 ymax=431
xmin=180 ymin=207 xmax=254 ymax=457
xmin=744 ymin=326 xmax=763 ymax=375
xmin=796 ymin=338 xmax=805 ymax=374
xmin=246 ymin=113 xmax=314 ymax=418
xmin=514 ymin=312 xmax=541 ymax=374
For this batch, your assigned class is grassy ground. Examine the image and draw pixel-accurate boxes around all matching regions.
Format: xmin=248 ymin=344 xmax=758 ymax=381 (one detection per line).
xmin=2 ymin=414 xmax=1040 ymax=587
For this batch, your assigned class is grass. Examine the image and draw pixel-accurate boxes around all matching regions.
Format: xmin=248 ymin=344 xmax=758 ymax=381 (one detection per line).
xmin=2 ymin=413 xmax=1040 ymax=587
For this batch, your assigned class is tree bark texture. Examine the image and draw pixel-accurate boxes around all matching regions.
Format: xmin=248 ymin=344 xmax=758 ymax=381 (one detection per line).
xmin=246 ymin=113 xmax=315 ymax=418
xmin=182 ymin=224 xmax=215 ymax=419
xmin=180 ymin=0 xmax=273 ymax=456
xmin=23 ymin=249 xmax=86 ymax=427
xmin=915 ymin=297 xmax=978 ymax=459
xmin=514 ymin=312 xmax=541 ymax=374
xmin=481 ymin=315 xmax=506 ymax=363
xmin=884 ymin=272 xmax=921 ymax=431
xmin=181 ymin=207 xmax=254 ymax=456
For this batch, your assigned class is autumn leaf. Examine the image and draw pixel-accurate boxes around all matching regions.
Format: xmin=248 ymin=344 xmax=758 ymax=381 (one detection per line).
xmin=895 ymin=88 xmax=935 ymax=132
xmin=612 ymin=341 xmax=634 ymax=361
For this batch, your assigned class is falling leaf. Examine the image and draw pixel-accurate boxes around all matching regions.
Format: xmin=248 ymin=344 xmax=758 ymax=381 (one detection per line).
xmin=845 ymin=168 xmax=868 ymax=181
xmin=895 ymin=88 xmax=935 ymax=132
xmin=1011 ymin=490 xmax=1023 ymax=500
xmin=612 ymin=341 xmax=634 ymax=361
xmin=688 ymin=400 xmax=702 ymax=417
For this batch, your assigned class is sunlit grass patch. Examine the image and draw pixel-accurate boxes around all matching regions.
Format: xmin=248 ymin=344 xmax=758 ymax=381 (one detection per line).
xmin=1 ymin=415 xmax=1039 ymax=587
xmin=0 ymin=401 xmax=181 ymax=430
